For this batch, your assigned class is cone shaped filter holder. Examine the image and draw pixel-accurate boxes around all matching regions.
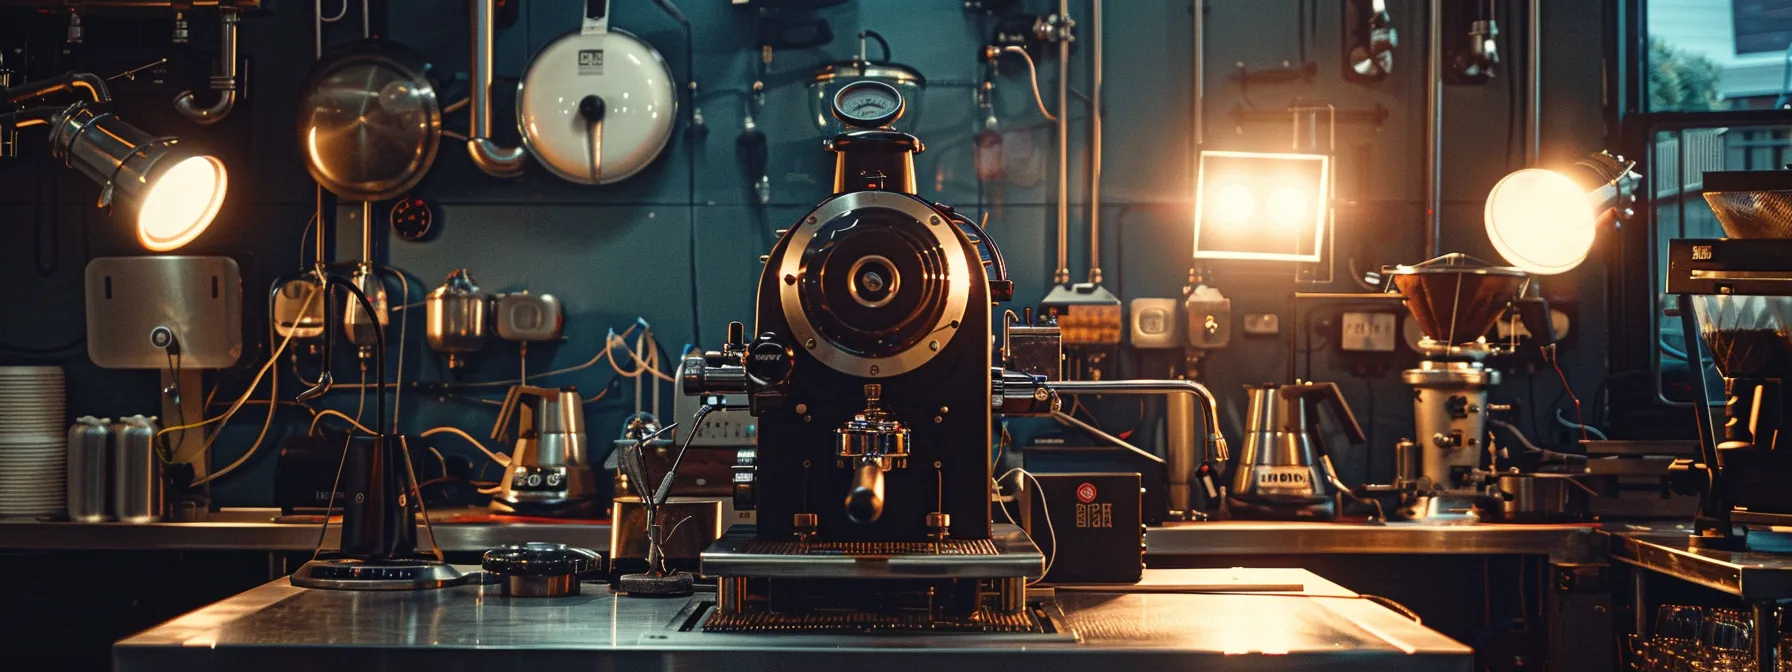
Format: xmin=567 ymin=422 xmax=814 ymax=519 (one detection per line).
xmin=1695 ymin=295 xmax=1792 ymax=379
xmin=1702 ymin=171 xmax=1792 ymax=239
xmin=1389 ymin=254 xmax=1528 ymax=347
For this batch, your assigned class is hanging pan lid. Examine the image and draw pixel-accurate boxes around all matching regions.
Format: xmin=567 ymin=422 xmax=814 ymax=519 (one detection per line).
xmin=518 ymin=0 xmax=677 ymax=186
xmin=298 ymin=39 xmax=442 ymax=202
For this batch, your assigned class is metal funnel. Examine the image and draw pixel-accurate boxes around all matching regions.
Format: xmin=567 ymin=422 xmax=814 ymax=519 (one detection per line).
xmin=1387 ymin=254 xmax=1528 ymax=346
xmin=1703 ymin=171 xmax=1792 ymax=239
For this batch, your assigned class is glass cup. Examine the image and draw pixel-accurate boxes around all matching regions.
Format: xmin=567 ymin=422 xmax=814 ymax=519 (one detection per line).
xmin=1660 ymin=605 xmax=1710 ymax=642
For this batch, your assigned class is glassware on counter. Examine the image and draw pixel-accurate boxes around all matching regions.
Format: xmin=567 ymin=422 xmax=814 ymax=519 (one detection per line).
xmin=1630 ymin=604 xmax=1764 ymax=672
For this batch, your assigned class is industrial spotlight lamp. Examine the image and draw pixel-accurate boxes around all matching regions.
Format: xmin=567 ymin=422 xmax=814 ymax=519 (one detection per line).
xmin=1 ymin=73 xmax=228 ymax=252
xmin=1194 ymin=150 xmax=1331 ymax=263
xmin=1484 ymin=151 xmax=1639 ymax=275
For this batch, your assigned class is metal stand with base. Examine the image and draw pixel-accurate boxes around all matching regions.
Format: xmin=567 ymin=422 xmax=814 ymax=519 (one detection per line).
xmin=287 ymin=274 xmax=462 ymax=590
xmin=613 ymin=409 xmax=711 ymax=597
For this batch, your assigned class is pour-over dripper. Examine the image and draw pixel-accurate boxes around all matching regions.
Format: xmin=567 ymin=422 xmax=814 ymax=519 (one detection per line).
xmin=1388 ymin=254 xmax=1529 ymax=348
xmin=1703 ymin=170 xmax=1792 ymax=239
xmin=1695 ymin=295 xmax=1792 ymax=380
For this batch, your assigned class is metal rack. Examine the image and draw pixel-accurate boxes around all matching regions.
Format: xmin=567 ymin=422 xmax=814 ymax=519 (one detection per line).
xmin=1611 ymin=531 xmax=1792 ymax=672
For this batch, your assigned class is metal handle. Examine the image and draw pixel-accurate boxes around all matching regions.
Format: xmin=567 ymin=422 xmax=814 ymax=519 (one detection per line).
xmin=1285 ymin=382 xmax=1367 ymax=444
xmin=845 ymin=458 xmax=885 ymax=524
xmin=490 ymin=385 xmax=561 ymax=442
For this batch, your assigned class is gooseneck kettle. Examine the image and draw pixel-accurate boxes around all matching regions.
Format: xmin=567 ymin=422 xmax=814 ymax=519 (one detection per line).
xmin=1227 ymin=382 xmax=1366 ymax=520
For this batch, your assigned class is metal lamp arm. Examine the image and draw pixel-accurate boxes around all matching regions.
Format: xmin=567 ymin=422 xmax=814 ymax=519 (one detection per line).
xmin=0 ymin=105 xmax=73 ymax=130
xmin=0 ymin=71 xmax=111 ymax=106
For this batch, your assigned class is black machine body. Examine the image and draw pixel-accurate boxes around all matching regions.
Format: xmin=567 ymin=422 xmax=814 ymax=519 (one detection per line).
xmin=685 ymin=80 xmax=996 ymax=544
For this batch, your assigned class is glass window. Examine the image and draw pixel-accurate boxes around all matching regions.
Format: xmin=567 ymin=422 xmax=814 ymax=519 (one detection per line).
xmin=1647 ymin=0 xmax=1792 ymax=111
xmin=1647 ymin=122 xmax=1792 ymax=402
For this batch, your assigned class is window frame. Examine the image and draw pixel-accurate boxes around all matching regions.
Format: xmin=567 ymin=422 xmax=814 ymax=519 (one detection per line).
xmin=1612 ymin=0 xmax=1792 ymax=416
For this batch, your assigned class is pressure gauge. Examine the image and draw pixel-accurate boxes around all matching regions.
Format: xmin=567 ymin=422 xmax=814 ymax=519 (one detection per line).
xmin=390 ymin=196 xmax=433 ymax=241
xmin=831 ymin=81 xmax=905 ymax=129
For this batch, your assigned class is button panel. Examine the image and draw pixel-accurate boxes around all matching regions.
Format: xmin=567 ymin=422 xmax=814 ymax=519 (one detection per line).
xmin=510 ymin=466 xmax=570 ymax=493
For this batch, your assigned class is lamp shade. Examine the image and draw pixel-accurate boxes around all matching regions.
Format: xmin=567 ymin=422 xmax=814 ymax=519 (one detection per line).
xmin=47 ymin=103 xmax=228 ymax=252
xmin=1484 ymin=152 xmax=1638 ymax=275
xmin=1484 ymin=168 xmax=1597 ymax=275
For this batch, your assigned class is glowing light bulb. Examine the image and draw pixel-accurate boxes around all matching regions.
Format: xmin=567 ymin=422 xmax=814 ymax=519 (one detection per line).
xmin=1484 ymin=168 xmax=1595 ymax=275
xmin=1267 ymin=185 xmax=1310 ymax=229
xmin=1211 ymin=183 xmax=1255 ymax=229
xmin=137 ymin=156 xmax=227 ymax=252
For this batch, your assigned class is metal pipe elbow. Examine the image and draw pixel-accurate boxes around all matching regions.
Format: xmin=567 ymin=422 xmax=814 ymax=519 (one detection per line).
xmin=172 ymin=88 xmax=236 ymax=125
xmin=1185 ymin=381 xmax=1229 ymax=463
xmin=173 ymin=7 xmax=239 ymax=125
xmin=467 ymin=139 xmax=528 ymax=178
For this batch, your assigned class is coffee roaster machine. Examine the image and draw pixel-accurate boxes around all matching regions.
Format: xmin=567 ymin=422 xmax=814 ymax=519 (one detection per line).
xmin=678 ymin=80 xmax=1080 ymax=636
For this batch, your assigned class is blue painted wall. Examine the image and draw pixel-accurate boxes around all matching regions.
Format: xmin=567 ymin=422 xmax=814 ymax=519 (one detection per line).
xmin=0 ymin=0 xmax=1615 ymax=506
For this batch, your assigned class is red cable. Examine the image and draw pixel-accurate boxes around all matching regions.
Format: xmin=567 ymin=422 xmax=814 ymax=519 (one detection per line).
xmin=1547 ymin=345 xmax=1589 ymax=442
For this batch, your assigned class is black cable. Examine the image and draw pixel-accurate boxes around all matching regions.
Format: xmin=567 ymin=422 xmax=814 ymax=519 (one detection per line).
xmin=861 ymin=30 xmax=892 ymax=63
xmin=319 ymin=272 xmax=387 ymax=435
xmin=160 ymin=350 xmax=186 ymax=461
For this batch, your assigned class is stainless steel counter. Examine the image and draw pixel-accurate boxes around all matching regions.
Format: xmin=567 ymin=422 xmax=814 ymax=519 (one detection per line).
xmin=1610 ymin=529 xmax=1792 ymax=602
xmin=113 ymin=568 xmax=1472 ymax=672
xmin=1149 ymin=521 xmax=1604 ymax=563
xmin=0 ymin=511 xmax=1602 ymax=561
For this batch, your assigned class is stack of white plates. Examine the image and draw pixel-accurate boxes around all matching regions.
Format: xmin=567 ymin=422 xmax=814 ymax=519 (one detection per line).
xmin=0 ymin=366 xmax=67 ymax=518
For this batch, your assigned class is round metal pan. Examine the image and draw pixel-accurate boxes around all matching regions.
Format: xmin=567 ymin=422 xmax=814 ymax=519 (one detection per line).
xmin=298 ymin=39 xmax=442 ymax=202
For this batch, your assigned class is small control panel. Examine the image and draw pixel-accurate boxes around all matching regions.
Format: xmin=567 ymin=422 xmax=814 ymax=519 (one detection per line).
xmin=688 ymin=409 xmax=757 ymax=446
xmin=307 ymin=565 xmax=430 ymax=581
xmin=509 ymin=466 xmax=569 ymax=492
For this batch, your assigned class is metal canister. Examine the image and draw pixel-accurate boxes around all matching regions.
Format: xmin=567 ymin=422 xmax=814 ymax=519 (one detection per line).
xmin=425 ymin=269 xmax=490 ymax=369
xmin=66 ymin=416 xmax=111 ymax=522
xmin=111 ymin=415 xmax=163 ymax=523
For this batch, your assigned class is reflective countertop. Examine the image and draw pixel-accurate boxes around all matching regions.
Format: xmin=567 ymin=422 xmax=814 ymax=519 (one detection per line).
xmin=114 ymin=567 xmax=1471 ymax=672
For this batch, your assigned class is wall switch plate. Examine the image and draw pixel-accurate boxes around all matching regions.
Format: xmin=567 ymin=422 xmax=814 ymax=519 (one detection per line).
xmin=1130 ymin=298 xmax=1182 ymax=348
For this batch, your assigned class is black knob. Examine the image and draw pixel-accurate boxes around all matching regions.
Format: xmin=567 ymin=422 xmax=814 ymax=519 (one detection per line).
xmin=745 ymin=333 xmax=795 ymax=388
xmin=845 ymin=461 xmax=884 ymax=524
xmin=578 ymin=94 xmax=605 ymax=123
xmin=727 ymin=321 xmax=746 ymax=348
